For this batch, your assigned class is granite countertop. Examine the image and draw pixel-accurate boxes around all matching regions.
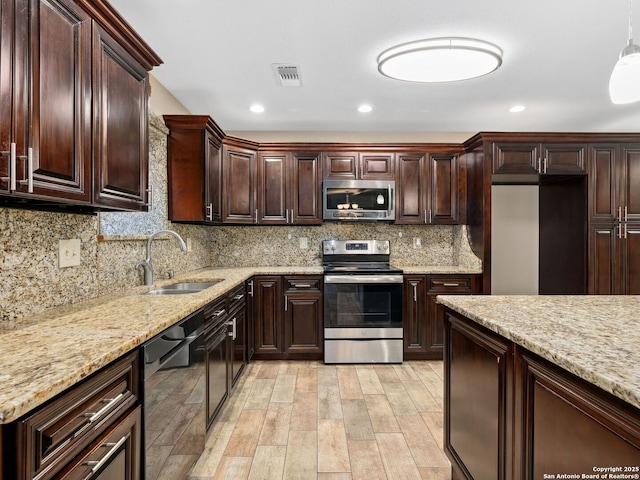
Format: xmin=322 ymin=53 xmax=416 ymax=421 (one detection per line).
xmin=0 ymin=263 xmax=478 ymax=424
xmin=0 ymin=265 xmax=322 ymax=424
xmin=436 ymin=295 xmax=640 ymax=410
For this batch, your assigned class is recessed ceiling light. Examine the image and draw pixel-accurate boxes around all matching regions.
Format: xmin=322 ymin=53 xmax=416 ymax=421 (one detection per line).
xmin=358 ymin=104 xmax=373 ymax=113
xmin=509 ymin=105 xmax=526 ymax=113
xmin=377 ymin=37 xmax=503 ymax=83
xmin=250 ymin=104 xmax=265 ymax=113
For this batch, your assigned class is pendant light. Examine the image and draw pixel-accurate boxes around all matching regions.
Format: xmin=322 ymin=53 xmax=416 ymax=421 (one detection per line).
xmin=609 ymin=0 xmax=640 ymax=104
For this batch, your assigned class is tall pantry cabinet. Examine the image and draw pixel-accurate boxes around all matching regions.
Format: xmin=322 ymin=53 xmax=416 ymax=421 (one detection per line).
xmin=589 ymin=143 xmax=640 ymax=294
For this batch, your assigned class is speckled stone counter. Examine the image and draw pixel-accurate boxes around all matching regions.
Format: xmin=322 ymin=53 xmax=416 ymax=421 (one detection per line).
xmin=436 ymin=295 xmax=640 ymax=410
xmin=0 ymin=266 xmax=322 ymax=424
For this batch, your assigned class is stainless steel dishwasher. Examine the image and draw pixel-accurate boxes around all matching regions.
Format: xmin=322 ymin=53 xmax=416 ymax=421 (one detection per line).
xmin=141 ymin=309 xmax=205 ymax=480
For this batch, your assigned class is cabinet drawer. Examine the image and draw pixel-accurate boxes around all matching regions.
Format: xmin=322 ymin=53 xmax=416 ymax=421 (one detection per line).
xmin=284 ymin=276 xmax=322 ymax=293
xmin=428 ymin=276 xmax=474 ymax=293
xmin=204 ymin=298 xmax=227 ymax=328
xmin=228 ymin=284 xmax=246 ymax=313
xmin=54 ymin=405 xmax=140 ymax=480
xmin=18 ymin=351 xmax=139 ymax=480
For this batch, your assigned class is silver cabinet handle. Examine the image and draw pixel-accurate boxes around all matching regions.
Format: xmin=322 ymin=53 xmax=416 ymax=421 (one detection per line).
xmin=618 ymin=224 xmax=623 ymax=239
xmin=146 ymin=184 xmax=153 ymax=208
xmin=624 ymin=223 xmax=628 ymax=239
xmin=83 ymin=393 xmax=124 ymax=424
xmin=423 ymin=210 xmax=427 ymax=224
xmin=226 ymin=318 xmax=236 ymax=339
xmin=17 ymin=147 xmax=33 ymax=192
xmin=213 ymin=309 xmax=226 ymax=318
xmin=428 ymin=209 xmax=432 ymax=224
xmin=443 ymin=283 xmax=460 ymax=287
xmin=83 ymin=434 xmax=128 ymax=473
xmin=624 ymin=206 xmax=628 ymax=222
xmin=284 ymin=295 xmax=288 ymax=311
xmin=205 ymin=203 xmax=213 ymax=221
xmin=618 ymin=206 xmax=623 ymax=223
xmin=232 ymin=293 xmax=244 ymax=300
xmin=248 ymin=280 xmax=254 ymax=297
xmin=291 ymin=283 xmax=311 ymax=288
xmin=0 ymin=143 xmax=16 ymax=191
xmin=255 ymin=209 xmax=258 ymax=224
xmin=412 ymin=282 xmax=417 ymax=302
xmin=543 ymin=157 xmax=548 ymax=174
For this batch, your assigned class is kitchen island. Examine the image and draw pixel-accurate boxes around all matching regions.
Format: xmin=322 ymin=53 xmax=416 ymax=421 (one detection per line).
xmin=437 ymin=295 xmax=640 ymax=480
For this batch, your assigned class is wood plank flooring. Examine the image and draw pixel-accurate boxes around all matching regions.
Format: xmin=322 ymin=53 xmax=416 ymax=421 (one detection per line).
xmin=189 ymin=361 xmax=450 ymax=480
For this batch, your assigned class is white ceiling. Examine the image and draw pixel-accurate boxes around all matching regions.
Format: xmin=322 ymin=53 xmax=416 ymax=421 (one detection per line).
xmin=110 ymin=0 xmax=640 ymax=137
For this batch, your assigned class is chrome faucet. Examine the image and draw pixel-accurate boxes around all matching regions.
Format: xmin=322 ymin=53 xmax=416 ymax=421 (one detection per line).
xmin=137 ymin=229 xmax=188 ymax=285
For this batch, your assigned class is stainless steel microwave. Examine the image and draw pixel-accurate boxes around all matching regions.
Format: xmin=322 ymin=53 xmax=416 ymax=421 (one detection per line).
xmin=323 ymin=179 xmax=395 ymax=221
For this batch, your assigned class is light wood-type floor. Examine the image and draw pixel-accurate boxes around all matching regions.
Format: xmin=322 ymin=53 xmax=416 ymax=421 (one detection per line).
xmin=186 ymin=360 xmax=450 ymax=480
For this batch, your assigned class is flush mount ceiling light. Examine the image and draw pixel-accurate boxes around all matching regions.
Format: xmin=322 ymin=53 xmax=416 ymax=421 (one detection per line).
xmin=377 ymin=37 xmax=503 ymax=83
xmin=249 ymin=104 xmax=265 ymax=113
xmin=358 ymin=104 xmax=373 ymax=113
xmin=609 ymin=0 xmax=640 ymax=104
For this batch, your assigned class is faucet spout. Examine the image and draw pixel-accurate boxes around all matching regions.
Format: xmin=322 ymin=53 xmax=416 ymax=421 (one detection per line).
xmin=138 ymin=229 xmax=188 ymax=286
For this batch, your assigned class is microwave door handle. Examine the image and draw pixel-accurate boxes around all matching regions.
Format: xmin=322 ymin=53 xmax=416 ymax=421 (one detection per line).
xmin=388 ymin=184 xmax=392 ymax=215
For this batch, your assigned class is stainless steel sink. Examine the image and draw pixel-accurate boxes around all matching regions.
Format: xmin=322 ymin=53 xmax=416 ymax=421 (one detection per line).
xmin=145 ymin=280 xmax=221 ymax=295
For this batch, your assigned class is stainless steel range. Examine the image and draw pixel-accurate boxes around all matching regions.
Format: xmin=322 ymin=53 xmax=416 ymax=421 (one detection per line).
xmin=322 ymin=239 xmax=403 ymax=364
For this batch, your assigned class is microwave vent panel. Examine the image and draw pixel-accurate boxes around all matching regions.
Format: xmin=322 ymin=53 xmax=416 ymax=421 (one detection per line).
xmin=272 ymin=64 xmax=302 ymax=87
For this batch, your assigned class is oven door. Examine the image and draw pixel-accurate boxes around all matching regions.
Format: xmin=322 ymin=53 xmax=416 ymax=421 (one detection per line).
xmin=323 ymin=274 xmax=403 ymax=336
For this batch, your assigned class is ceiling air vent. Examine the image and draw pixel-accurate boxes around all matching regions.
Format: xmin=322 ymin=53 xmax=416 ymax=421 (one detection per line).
xmin=272 ymin=64 xmax=302 ymax=87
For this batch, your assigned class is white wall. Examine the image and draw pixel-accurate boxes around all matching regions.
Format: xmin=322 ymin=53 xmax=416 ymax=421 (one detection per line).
xmin=491 ymin=185 xmax=539 ymax=295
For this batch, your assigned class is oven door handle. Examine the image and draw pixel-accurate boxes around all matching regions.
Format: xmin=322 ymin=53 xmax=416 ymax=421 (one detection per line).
xmin=324 ymin=275 xmax=403 ymax=284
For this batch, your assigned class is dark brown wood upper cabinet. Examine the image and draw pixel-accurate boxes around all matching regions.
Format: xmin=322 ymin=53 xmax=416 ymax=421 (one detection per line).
xmin=396 ymin=152 xmax=459 ymax=224
xmin=1 ymin=0 xmax=92 ymax=203
xmin=258 ymin=151 xmax=322 ymax=225
xmin=0 ymin=0 xmax=160 ymax=211
xmin=492 ymin=141 xmax=586 ymax=176
xmin=164 ymin=115 xmax=224 ymax=224
xmin=323 ymin=151 xmax=395 ymax=180
xmin=222 ymin=140 xmax=258 ymax=224
xmin=92 ymin=23 xmax=150 ymax=211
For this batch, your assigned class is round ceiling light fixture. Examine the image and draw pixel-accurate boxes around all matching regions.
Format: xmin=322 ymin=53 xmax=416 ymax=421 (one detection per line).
xmin=377 ymin=37 xmax=503 ymax=83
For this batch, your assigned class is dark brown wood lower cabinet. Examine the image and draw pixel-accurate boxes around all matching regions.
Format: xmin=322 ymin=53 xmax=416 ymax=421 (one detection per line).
xmin=589 ymin=223 xmax=640 ymax=294
xmin=444 ymin=308 xmax=640 ymax=480
xmin=404 ymin=274 xmax=479 ymax=360
xmin=515 ymin=351 xmax=640 ymax=478
xmin=445 ymin=311 xmax=511 ymax=480
xmin=252 ymin=275 xmax=323 ymax=360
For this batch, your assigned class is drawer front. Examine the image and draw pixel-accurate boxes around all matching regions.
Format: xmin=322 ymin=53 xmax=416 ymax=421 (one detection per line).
xmin=53 ymin=405 xmax=140 ymax=480
xmin=204 ymin=297 xmax=227 ymax=328
xmin=227 ymin=284 xmax=246 ymax=313
xmin=428 ymin=276 xmax=474 ymax=293
xmin=19 ymin=351 xmax=139 ymax=480
xmin=284 ymin=276 xmax=322 ymax=293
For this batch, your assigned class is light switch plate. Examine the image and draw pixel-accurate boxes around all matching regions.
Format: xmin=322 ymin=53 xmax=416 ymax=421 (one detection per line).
xmin=59 ymin=239 xmax=81 ymax=268
xmin=299 ymin=237 xmax=308 ymax=249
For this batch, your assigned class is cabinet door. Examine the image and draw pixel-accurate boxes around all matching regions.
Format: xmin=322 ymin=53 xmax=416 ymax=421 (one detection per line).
xmin=360 ymin=152 xmax=395 ymax=180
xmin=283 ymin=292 xmax=323 ymax=358
xmin=620 ymin=145 xmax=640 ymax=222
xmin=492 ymin=142 xmax=539 ymax=175
xmin=403 ymin=275 xmax=428 ymax=359
xmin=15 ymin=0 xmax=92 ymax=202
xmin=92 ymin=23 xmax=149 ymax=211
xmin=223 ymin=145 xmax=257 ymax=223
xmin=257 ymin=152 xmax=288 ymax=224
xmin=289 ymin=152 xmax=322 ymax=224
xmin=323 ymin=152 xmax=357 ymax=179
xmin=396 ymin=153 xmax=427 ymax=224
xmin=205 ymin=133 xmax=222 ymax=223
xmin=445 ymin=311 xmax=511 ymax=480
xmin=541 ymin=143 xmax=586 ymax=175
xmin=588 ymin=144 xmax=620 ymax=223
xmin=253 ymin=276 xmax=283 ymax=358
xmin=429 ymin=153 xmax=458 ymax=224
xmin=622 ymin=224 xmax=640 ymax=295
xmin=0 ymin=0 xmax=13 ymax=193
xmin=588 ymin=225 xmax=618 ymax=295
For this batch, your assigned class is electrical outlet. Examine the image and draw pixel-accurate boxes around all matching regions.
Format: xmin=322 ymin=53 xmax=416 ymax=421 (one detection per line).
xmin=299 ymin=237 xmax=308 ymax=249
xmin=59 ymin=239 xmax=81 ymax=268
xmin=186 ymin=238 xmax=192 ymax=252
xmin=413 ymin=237 xmax=421 ymax=248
